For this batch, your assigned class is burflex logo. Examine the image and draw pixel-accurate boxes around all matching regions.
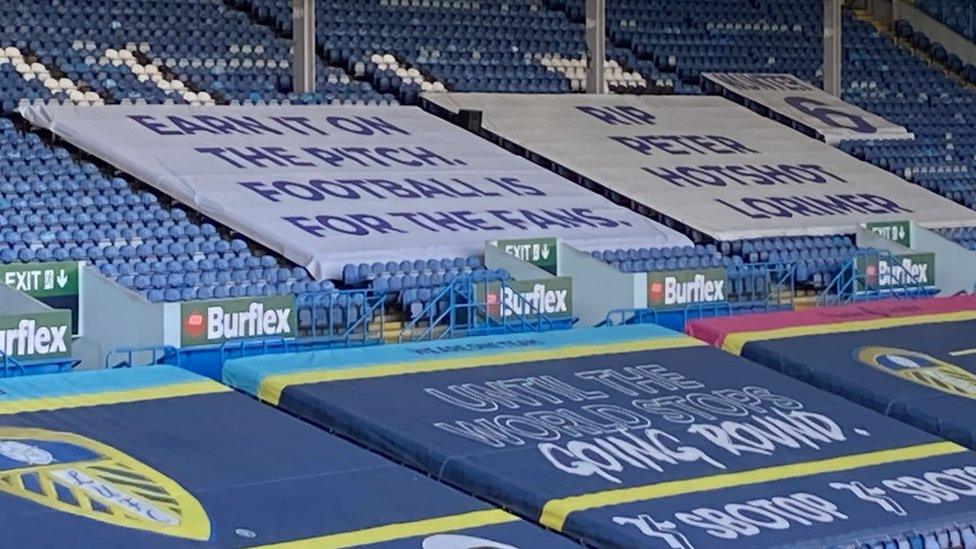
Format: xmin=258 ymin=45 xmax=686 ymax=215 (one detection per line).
xmin=649 ymin=281 xmax=664 ymax=302
xmin=479 ymin=277 xmax=572 ymax=319
xmin=858 ymin=253 xmax=934 ymax=290
xmin=865 ymin=263 xmax=878 ymax=285
xmin=877 ymin=256 xmax=931 ymax=286
xmin=0 ymin=312 xmax=72 ymax=359
xmin=647 ymin=268 xmax=727 ymax=310
xmin=180 ymin=296 xmax=296 ymax=347
xmin=183 ymin=311 xmax=206 ymax=339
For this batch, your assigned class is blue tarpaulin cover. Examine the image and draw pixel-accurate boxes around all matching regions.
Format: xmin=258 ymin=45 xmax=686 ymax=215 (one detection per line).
xmin=0 ymin=366 xmax=572 ymax=548
xmin=689 ymin=297 xmax=976 ymax=448
xmin=225 ymin=325 xmax=976 ymax=548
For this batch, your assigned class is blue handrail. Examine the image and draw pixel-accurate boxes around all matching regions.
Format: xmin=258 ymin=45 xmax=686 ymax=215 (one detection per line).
xmin=0 ymin=351 xmax=26 ymax=377
xmin=399 ymin=273 xmax=559 ymax=342
xmin=295 ymin=288 xmax=387 ymax=343
xmin=817 ymin=249 xmax=934 ymax=307
xmin=105 ymin=288 xmax=388 ymax=370
xmin=105 ymin=345 xmax=179 ymax=369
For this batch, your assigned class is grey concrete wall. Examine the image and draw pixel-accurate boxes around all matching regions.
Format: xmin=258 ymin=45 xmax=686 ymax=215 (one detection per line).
xmin=910 ymin=222 xmax=976 ymax=294
xmin=0 ymin=284 xmax=49 ymax=314
xmin=559 ymin=242 xmax=639 ymax=327
xmin=74 ymin=266 xmax=168 ymax=370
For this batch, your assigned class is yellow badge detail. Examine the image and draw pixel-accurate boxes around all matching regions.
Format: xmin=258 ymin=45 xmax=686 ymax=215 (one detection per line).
xmin=0 ymin=427 xmax=210 ymax=541
xmin=856 ymin=346 xmax=976 ymax=399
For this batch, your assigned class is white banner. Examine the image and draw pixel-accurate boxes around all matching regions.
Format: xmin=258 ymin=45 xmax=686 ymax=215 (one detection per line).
xmin=702 ymin=73 xmax=914 ymax=145
xmin=22 ymin=104 xmax=690 ymax=280
xmin=424 ymin=93 xmax=976 ymax=241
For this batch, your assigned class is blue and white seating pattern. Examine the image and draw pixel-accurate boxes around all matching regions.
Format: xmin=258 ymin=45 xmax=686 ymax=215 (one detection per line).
xmin=0 ymin=0 xmax=391 ymax=112
xmin=236 ymin=0 xmax=665 ymax=100
xmin=343 ymin=256 xmax=484 ymax=286
xmin=937 ymin=227 xmax=976 ymax=251
xmin=591 ymin=244 xmax=723 ymax=273
xmin=0 ymin=118 xmax=329 ymax=303
xmin=343 ymin=255 xmax=506 ymax=319
xmin=238 ymin=0 xmax=581 ymax=98
xmin=595 ymin=236 xmax=858 ymax=294
xmin=723 ymin=235 xmax=858 ymax=288
xmin=1 ymin=0 xmax=974 ymax=318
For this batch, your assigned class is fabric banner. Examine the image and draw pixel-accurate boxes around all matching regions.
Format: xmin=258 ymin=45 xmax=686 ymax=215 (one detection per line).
xmin=0 ymin=366 xmax=571 ymax=547
xmin=687 ymin=296 xmax=976 ymax=448
xmin=686 ymin=295 xmax=976 ymax=351
xmin=702 ymin=73 xmax=914 ymax=145
xmin=424 ymin=93 xmax=976 ymax=240
xmin=224 ymin=325 xmax=976 ymax=548
xmin=21 ymin=104 xmax=690 ymax=280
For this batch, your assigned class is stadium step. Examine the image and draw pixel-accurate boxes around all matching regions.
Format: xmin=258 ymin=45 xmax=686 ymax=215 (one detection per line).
xmin=792 ymin=295 xmax=819 ymax=311
xmin=851 ymin=8 xmax=886 ymax=34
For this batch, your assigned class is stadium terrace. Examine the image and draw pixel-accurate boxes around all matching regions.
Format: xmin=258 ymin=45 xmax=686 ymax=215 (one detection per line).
xmin=3 ymin=0 xmax=976 ymax=547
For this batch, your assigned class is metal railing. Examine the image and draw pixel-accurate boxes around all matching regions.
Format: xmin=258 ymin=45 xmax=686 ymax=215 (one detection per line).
xmin=817 ymin=249 xmax=934 ymax=307
xmin=599 ymin=301 xmax=737 ymax=328
xmin=105 ymin=345 xmax=179 ymax=369
xmin=0 ymin=351 xmax=26 ymax=377
xmin=217 ymin=337 xmax=290 ymax=365
xmin=295 ymin=288 xmax=387 ymax=344
xmin=598 ymin=263 xmax=794 ymax=328
xmin=399 ymin=272 xmax=562 ymax=342
xmin=105 ymin=288 xmax=388 ymax=370
xmin=0 ymin=349 xmax=79 ymax=377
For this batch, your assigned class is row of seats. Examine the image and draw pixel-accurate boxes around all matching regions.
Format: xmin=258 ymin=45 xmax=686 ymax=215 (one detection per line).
xmin=915 ymin=0 xmax=976 ymax=43
xmin=0 ymin=0 xmax=390 ymax=112
xmin=342 ymin=255 xmax=483 ymax=285
xmin=894 ymin=19 xmax=974 ymax=81
xmin=592 ymin=244 xmax=720 ymax=263
xmin=723 ymin=235 xmax=856 ymax=261
xmin=938 ymin=226 xmax=976 ymax=251
xmin=0 ymin=117 xmax=321 ymax=303
xmin=234 ymin=0 xmax=657 ymax=100
xmin=372 ymin=267 xmax=495 ymax=294
xmin=723 ymin=235 xmax=859 ymax=289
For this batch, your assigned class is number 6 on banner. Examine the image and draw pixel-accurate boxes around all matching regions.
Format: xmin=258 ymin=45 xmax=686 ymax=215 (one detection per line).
xmin=784 ymin=96 xmax=877 ymax=134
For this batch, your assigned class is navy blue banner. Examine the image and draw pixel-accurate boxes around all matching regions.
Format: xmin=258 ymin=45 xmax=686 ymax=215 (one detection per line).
xmin=0 ymin=367 xmax=570 ymax=548
xmin=743 ymin=318 xmax=976 ymax=448
xmin=223 ymin=326 xmax=976 ymax=548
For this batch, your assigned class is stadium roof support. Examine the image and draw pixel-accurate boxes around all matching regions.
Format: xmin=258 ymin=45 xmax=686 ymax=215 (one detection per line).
xmin=292 ymin=0 xmax=315 ymax=93
xmin=823 ymin=0 xmax=842 ymax=96
xmin=585 ymin=0 xmax=606 ymax=93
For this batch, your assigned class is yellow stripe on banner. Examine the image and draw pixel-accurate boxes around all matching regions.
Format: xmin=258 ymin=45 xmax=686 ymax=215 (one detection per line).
xmin=252 ymin=509 xmax=518 ymax=548
xmin=721 ymin=310 xmax=976 ymax=356
xmin=0 ymin=381 xmax=230 ymax=416
xmin=259 ymin=336 xmax=704 ymax=405
xmin=539 ymin=441 xmax=965 ymax=532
